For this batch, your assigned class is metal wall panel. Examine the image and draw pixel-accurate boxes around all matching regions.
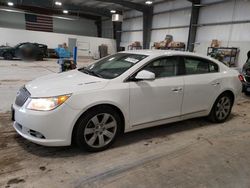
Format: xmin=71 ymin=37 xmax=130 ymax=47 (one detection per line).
xmin=122 ymin=17 xmax=143 ymax=31
xmin=0 ymin=11 xmax=26 ymax=30
xmin=196 ymin=0 xmax=250 ymax=67
xmin=199 ymin=1 xmax=234 ymax=24
xmin=0 ymin=10 xmax=98 ymax=37
xmin=53 ymin=17 xmax=97 ymax=37
xmin=152 ymin=9 xmax=191 ymax=28
xmin=151 ymin=28 xmax=189 ymax=43
xmin=121 ymin=31 xmax=143 ymax=48
xmin=121 ymin=1 xmax=191 ymax=49
xmin=153 ymin=0 xmax=191 ymax=13
xmin=123 ymin=10 xmax=142 ymax=19
xmin=102 ymin=20 xmax=113 ymax=39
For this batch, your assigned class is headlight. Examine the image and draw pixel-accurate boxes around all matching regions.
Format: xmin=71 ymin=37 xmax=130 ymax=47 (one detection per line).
xmin=26 ymin=94 xmax=71 ymax=111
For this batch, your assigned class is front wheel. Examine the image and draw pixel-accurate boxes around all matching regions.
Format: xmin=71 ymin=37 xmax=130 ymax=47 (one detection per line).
xmin=208 ymin=93 xmax=233 ymax=123
xmin=74 ymin=106 xmax=122 ymax=152
xmin=3 ymin=53 xmax=13 ymax=60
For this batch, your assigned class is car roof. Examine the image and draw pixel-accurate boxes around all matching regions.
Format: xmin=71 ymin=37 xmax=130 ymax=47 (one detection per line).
xmin=119 ymin=50 xmax=214 ymax=61
xmin=120 ymin=50 xmax=230 ymax=71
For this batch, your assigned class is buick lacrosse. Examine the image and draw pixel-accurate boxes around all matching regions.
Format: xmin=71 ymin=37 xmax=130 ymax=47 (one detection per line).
xmin=12 ymin=50 xmax=241 ymax=151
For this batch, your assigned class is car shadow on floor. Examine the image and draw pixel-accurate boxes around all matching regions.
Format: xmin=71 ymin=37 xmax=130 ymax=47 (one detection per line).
xmin=14 ymin=113 xmax=238 ymax=158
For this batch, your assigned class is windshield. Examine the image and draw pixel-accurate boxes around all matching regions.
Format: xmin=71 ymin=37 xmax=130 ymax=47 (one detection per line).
xmin=14 ymin=43 xmax=23 ymax=48
xmin=80 ymin=53 xmax=148 ymax=79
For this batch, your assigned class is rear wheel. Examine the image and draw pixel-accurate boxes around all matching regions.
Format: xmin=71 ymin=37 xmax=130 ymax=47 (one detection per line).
xmin=3 ymin=53 xmax=13 ymax=60
xmin=244 ymin=91 xmax=250 ymax=96
xmin=74 ymin=106 xmax=121 ymax=152
xmin=36 ymin=54 xmax=43 ymax=61
xmin=208 ymin=93 xmax=233 ymax=123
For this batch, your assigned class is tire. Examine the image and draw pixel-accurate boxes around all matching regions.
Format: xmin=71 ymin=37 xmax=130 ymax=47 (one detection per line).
xmin=208 ymin=93 xmax=233 ymax=123
xmin=74 ymin=106 xmax=122 ymax=152
xmin=244 ymin=90 xmax=250 ymax=96
xmin=36 ymin=54 xmax=43 ymax=61
xmin=3 ymin=53 xmax=13 ymax=60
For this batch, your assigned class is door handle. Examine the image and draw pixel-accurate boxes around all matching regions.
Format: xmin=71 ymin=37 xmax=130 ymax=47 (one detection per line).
xmin=172 ymin=87 xmax=183 ymax=92
xmin=212 ymin=82 xmax=220 ymax=86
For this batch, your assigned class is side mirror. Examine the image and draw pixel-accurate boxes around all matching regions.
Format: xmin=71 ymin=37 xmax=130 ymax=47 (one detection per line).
xmin=135 ymin=70 xmax=155 ymax=81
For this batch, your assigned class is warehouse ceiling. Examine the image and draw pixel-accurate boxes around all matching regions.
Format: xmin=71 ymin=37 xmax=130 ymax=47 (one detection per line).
xmin=64 ymin=0 xmax=165 ymax=11
xmin=0 ymin=0 xmax=167 ymax=20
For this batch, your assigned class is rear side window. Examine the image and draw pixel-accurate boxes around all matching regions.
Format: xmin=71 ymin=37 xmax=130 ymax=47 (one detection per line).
xmin=209 ymin=62 xmax=219 ymax=73
xmin=184 ymin=57 xmax=219 ymax=75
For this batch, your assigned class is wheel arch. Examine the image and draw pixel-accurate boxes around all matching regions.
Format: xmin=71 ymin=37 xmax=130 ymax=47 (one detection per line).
xmin=210 ymin=89 xmax=235 ymax=114
xmin=218 ymin=90 xmax=235 ymax=105
xmin=208 ymin=89 xmax=235 ymax=123
xmin=71 ymin=103 xmax=126 ymax=144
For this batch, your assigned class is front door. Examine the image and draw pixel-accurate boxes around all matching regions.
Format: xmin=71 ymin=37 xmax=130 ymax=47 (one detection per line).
xmin=129 ymin=56 xmax=184 ymax=127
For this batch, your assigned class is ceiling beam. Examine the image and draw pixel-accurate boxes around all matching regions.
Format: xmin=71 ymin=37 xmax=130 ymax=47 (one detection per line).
xmin=95 ymin=0 xmax=150 ymax=12
xmin=62 ymin=3 xmax=111 ymax=17
xmin=187 ymin=0 xmax=200 ymax=4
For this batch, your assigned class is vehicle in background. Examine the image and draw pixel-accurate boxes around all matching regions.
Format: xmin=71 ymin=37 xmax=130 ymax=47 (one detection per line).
xmin=241 ymin=59 xmax=250 ymax=95
xmin=12 ymin=50 xmax=241 ymax=152
xmin=0 ymin=42 xmax=47 ymax=61
xmin=47 ymin=48 xmax=59 ymax=59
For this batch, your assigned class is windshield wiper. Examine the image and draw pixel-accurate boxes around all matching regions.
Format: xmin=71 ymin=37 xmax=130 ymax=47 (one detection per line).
xmin=82 ymin=69 xmax=103 ymax=78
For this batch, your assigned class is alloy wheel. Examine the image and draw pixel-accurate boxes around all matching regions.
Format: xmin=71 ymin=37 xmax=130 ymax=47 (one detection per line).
xmin=84 ymin=113 xmax=117 ymax=148
xmin=215 ymin=96 xmax=231 ymax=121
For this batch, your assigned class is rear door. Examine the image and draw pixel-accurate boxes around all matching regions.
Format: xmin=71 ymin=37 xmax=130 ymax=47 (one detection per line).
xmin=181 ymin=56 xmax=221 ymax=115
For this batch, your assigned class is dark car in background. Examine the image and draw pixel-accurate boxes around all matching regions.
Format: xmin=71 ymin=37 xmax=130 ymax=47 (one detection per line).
xmin=241 ymin=60 xmax=250 ymax=95
xmin=0 ymin=42 xmax=47 ymax=61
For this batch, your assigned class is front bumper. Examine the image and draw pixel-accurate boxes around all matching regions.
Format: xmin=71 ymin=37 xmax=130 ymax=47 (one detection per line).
xmin=12 ymin=102 xmax=80 ymax=146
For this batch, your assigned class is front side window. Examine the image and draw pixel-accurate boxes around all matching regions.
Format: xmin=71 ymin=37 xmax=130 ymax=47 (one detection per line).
xmin=80 ymin=53 xmax=148 ymax=79
xmin=184 ymin=57 xmax=219 ymax=75
xmin=143 ymin=56 xmax=179 ymax=78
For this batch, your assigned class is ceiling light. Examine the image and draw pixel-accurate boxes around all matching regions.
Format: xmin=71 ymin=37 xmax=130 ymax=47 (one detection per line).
xmin=145 ymin=1 xmax=153 ymax=5
xmin=7 ymin=2 xmax=14 ymax=6
xmin=63 ymin=10 xmax=68 ymax=14
xmin=110 ymin=10 xmax=116 ymax=14
xmin=55 ymin=1 xmax=62 ymax=6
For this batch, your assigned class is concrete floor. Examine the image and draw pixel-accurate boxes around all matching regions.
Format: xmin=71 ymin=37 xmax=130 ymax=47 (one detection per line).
xmin=1 ymin=58 xmax=250 ymax=188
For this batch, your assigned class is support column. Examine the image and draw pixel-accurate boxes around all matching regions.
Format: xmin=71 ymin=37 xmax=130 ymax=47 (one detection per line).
xmin=143 ymin=7 xmax=153 ymax=49
xmin=187 ymin=0 xmax=200 ymax=52
xmin=113 ymin=21 xmax=122 ymax=52
xmin=95 ymin=18 xmax=102 ymax=38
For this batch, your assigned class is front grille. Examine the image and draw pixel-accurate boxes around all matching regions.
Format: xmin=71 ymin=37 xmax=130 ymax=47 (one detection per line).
xmin=15 ymin=86 xmax=31 ymax=107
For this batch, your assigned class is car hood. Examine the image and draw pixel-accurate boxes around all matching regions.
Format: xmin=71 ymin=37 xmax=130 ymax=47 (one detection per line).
xmin=0 ymin=46 xmax=13 ymax=50
xmin=25 ymin=70 xmax=108 ymax=97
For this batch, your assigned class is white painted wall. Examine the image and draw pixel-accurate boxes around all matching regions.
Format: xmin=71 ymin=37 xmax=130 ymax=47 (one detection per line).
xmin=0 ymin=27 xmax=116 ymax=57
xmin=195 ymin=0 xmax=250 ymax=67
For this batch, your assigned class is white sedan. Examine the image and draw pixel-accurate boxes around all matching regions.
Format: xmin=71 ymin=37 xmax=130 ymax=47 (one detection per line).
xmin=12 ymin=50 xmax=241 ymax=151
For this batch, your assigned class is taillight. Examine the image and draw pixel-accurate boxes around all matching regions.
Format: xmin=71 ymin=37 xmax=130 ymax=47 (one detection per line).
xmin=238 ymin=74 xmax=245 ymax=82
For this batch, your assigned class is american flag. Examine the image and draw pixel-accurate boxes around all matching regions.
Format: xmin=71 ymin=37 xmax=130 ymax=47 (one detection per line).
xmin=25 ymin=14 xmax=53 ymax=32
